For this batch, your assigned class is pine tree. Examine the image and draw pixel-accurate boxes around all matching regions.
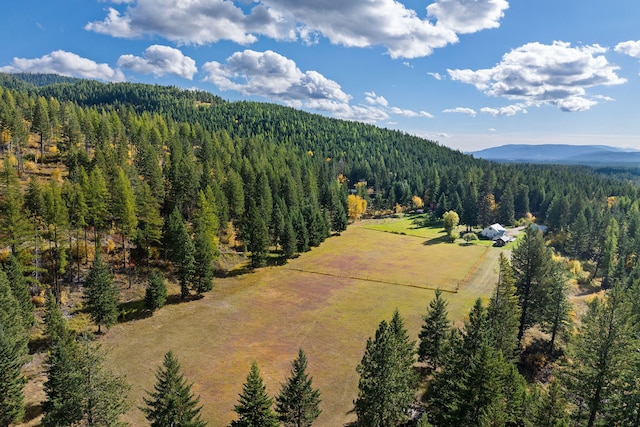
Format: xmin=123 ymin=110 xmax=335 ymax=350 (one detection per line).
xmin=418 ymin=289 xmax=450 ymax=370
xmin=145 ymin=270 xmax=167 ymax=312
xmin=563 ymin=287 xmax=632 ymax=427
xmin=528 ymin=379 xmax=569 ymax=427
xmin=44 ymin=290 xmax=68 ymax=345
xmin=83 ymin=254 xmax=120 ymax=333
xmin=231 ymin=361 xmax=279 ymax=427
xmin=2 ymin=254 xmax=34 ymax=328
xmin=0 ymin=322 xmax=25 ymax=427
xmin=142 ymin=351 xmax=206 ymax=427
xmin=192 ymin=218 xmax=215 ymax=294
xmin=540 ymin=262 xmax=572 ymax=354
xmin=487 ymin=254 xmax=521 ymax=359
xmin=275 ymin=349 xmax=322 ymax=427
xmin=111 ymin=167 xmax=138 ymax=285
xmin=136 ymin=181 xmax=164 ymax=272
xmin=42 ymin=334 xmax=130 ymax=427
xmin=511 ymin=226 xmax=552 ymax=341
xmin=355 ymin=311 xmax=417 ymax=427
xmin=0 ymin=270 xmax=27 ymax=358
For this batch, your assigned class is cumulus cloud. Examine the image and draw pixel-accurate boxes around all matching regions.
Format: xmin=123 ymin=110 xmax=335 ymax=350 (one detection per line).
xmin=427 ymin=72 xmax=443 ymax=80
xmin=86 ymin=0 xmax=511 ymax=59
xmin=448 ymin=41 xmax=626 ymax=112
xmin=443 ymin=107 xmax=477 ymax=116
xmin=0 ymin=50 xmax=125 ymax=82
xmin=203 ymin=50 xmax=351 ymax=104
xmin=117 ymin=45 xmax=197 ymax=79
xmin=365 ymin=91 xmax=389 ymax=107
xmin=480 ymin=104 xmax=527 ymax=116
xmin=615 ymin=40 xmax=640 ymax=58
xmin=390 ymin=107 xmax=434 ymax=118
xmin=427 ymin=0 xmax=509 ymax=34
xmin=202 ymin=49 xmax=433 ymax=123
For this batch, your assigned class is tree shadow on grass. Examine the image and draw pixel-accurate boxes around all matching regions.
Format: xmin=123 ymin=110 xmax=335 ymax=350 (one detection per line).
xmin=24 ymin=402 xmax=43 ymax=424
xmin=118 ymin=293 xmax=202 ymax=323
xmin=422 ymin=235 xmax=450 ymax=246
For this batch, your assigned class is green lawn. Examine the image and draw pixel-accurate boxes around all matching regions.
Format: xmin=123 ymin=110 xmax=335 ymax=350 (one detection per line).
xmin=93 ymin=219 xmax=502 ymax=427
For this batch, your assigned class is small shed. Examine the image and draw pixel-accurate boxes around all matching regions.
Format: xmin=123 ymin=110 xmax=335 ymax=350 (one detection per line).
xmin=481 ymin=223 xmax=506 ymax=240
xmin=493 ymin=234 xmax=516 ymax=247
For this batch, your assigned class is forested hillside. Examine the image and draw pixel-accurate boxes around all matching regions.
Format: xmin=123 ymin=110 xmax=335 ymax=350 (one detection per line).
xmin=2 ymin=73 xmax=640 ymax=426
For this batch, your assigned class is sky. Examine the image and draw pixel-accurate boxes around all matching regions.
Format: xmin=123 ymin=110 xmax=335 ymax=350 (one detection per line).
xmin=1 ymin=0 xmax=640 ymax=152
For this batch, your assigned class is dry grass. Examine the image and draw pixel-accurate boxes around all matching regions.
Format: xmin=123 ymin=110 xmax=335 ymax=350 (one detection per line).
xmin=20 ymin=219 xmax=502 ymax=427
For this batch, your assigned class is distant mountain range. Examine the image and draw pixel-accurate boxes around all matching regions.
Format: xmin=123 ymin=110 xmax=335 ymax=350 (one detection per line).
xmin=472 ymin=144 xmax=640 ymax=166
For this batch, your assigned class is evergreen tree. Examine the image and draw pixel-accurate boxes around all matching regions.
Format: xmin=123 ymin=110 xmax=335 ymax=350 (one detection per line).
xmin=145 ymin=270 xmax=167 ymax=312
xmin=418 ymin=289 xmax=450 ymax=370
xmin=111 ymin=167 xmax=138 ymax=284
xmin=42 ymin=334 xmax=130 ymax=427
xmin=136 ymin=181 xmax=164 ymax=271
xmin=142 ymin=351 xmax=206 ymax=427
xmin=280 ymin=216 xmax=297 ymax=260
xmin=44 ymin=290 xmax=68 ymax=345
xmin=275 ymin=349 xmax=322 ymax=427
xmin=83 ymin=254 xmax=120 ymax=333
xmin=192 ymin=218 xmax=215 ymax=294
xmin=511 ymin=226 xmax=552 ymax=341
xmin=231 ymin=361 xmax=279 ymax=427
xmin=0 ymin=270 xmax=27 ymax=358
xmin=0 ymin=322 xmax=25 ymax=427
xmin=166 ymin=208 xmax=196 ymax=299
xmin=0 ymin=160 xmax=30 ymax=255
xmin=498 ymin=186 xmax=515 ymax=225
xmin=487 ymin=254 xmax=521 ymax=359
xmin=563 ymin=287 xmax=632 ymax=427
xmin=355 ymin=311 xmax=417 ymax=427
xmin=2 ymin=254 xmax=34 ymax=328
xmin=540 ymin=262 xmax=572 ymax=354
xmin=527 ymin=379 xmax=569 ymax=427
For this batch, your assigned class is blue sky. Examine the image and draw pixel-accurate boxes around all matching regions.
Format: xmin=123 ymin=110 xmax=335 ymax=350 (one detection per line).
xmin=2 ymin=0 xmax=640 ymax=152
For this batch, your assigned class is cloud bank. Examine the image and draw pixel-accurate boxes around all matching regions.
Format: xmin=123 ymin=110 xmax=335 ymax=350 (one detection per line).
xmin=448 ymin=41 xmax=626 ymax=111
xmin=0 ymin=50 xmax=125 ymax=82
xmin=86 ymin=0 xmax=510 ymax=59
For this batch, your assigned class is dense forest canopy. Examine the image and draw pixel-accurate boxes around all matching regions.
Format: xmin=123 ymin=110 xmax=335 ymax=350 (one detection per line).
xmin=2 ymin=73 xmax=640 ymax=426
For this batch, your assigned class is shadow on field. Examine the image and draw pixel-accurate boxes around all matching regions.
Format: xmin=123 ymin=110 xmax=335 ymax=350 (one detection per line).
xmin=24 ymin=402 xmax=43 ymax=424
xmin=118 ymin=293 xmax=203 ymax=323
xmin=422 ymin=234 xmax=449 ymax=246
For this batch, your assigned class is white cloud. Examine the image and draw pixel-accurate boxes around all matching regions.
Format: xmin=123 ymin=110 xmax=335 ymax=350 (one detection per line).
xmin=443 ymin=107 xmax=477 ymax=116
xmin=448 ymin=41 xmax=626 ymax=112
xmin=480 ymin=104 xmax=527 ymax=116
xmin=427 ymin=72 xmax=443 ymax=80
xmin=0 ymin=50 xmax=125 ymax=82
xmin=615 ymin=40 xmax=640 ymax=58
xmin=365 ymin=91 xmax=389 ymax=107
xmin=390 ymin=107 xmax=434 ymax=118
xmin=203 ymin=50 xmax=351 ymax=105
xmin=86 ymin=0 xmax=511 ymax=59
xmin=427 ymin=0 xmax=509 ymax=34
xmin=117 ymin=45 xmax=197 ymax=79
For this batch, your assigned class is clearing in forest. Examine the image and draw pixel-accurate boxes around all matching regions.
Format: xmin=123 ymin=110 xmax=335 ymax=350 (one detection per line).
xmin=98 ymin=219 xmax=500 ymax=427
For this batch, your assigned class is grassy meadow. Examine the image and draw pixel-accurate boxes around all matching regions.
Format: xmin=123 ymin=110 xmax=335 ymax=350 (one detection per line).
xmin=93 ymin=218 xmax=501 ymax=427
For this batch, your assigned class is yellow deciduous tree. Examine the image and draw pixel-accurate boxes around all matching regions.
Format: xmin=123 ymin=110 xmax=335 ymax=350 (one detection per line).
xmin=348 ymin=195 xmax=367 ymax=222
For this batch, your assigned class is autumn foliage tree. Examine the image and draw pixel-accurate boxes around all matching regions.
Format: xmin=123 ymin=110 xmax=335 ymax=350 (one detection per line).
xmin=347 ymin=195 xmax=367 ymax=222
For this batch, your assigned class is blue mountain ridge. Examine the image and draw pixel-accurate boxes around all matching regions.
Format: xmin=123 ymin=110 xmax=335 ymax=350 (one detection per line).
xmin=471 ymin=144 xmax=640 ymax=165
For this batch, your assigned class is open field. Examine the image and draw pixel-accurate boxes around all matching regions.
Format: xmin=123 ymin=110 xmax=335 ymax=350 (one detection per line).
xmin=21 ymin=218 xmax=503 ymax=427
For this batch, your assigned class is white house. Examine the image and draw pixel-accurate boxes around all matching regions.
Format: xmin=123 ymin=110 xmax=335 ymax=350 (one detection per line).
xmin=481 ymin=223 xmax=506 ymax=240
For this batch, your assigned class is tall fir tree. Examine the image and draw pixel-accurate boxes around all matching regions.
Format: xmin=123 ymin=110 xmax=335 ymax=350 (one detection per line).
xmin=487 ymin=254 xmax=521 ymax=359
xmin=275 ymin=349 xmax=322 ymax=427
xmin=193 ymin=218 xmax=215 ymax=294
xmin=355 ymin=310 xmax=417 ymax=427
xmin=418 ymin=288 xmax=450 ymax=370
xmin=83 ymin=254 xmax=120 ymax=333
xmin=230 ymin=361 xmax=279 ymax=427
xmin=142 ymin=351 xmax=206 ymax=427
xmin=2 ymin=254 xmax=34 ymax=328
xmin=511 ymin=226 xmax=552 ymax=341
xmin=145 ymin=270 xmax=167 ymax=312
xmin=0 ymin=270 xmax=28 ymax=358
xmin=563 ymin=287 xmax=633 ymax=427
xmin=0 ymin=322 xmax=25 ymax=427
xmin=540 ymin=262 xmax=572 ymax=355
xmin=42 ymin=334 xmax=130 ymax=427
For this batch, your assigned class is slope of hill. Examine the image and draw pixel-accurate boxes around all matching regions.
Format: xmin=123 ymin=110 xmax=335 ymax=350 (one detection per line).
xmin=472 ymin=144 xmax=640 ymax=165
